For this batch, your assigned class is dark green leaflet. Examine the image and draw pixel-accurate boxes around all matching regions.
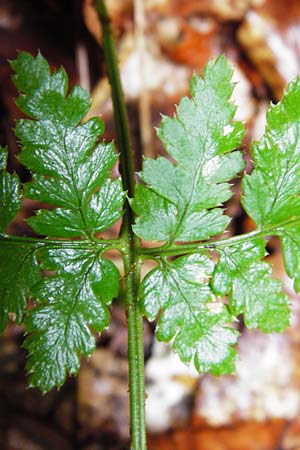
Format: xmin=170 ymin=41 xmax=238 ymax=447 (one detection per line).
xmin=0 ymin=52 xmax=125 ymax=391
xmin=0 ymin=51 xmax=299 ymax=390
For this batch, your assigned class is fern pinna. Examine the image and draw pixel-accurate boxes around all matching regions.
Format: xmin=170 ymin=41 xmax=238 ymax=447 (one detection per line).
xmin=1 ymin=51 xmax=299 ymax=396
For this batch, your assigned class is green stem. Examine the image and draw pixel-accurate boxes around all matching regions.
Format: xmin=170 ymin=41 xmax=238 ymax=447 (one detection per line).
xmin=139 ymin=216 xmax=300 ymax=258
xmin=122 ymin=250 xmax=146 ymax=449
xmin=95 ymin=0 xmax=135 ymax=198
xmin=139 ymin=218 xmax=300 ymax=259
xmin=139 ymin=230 xmax=262 ymax=257
xmin=95 ymin=2 xmax=147 ymax=449
xmin=0 ymin=234 xmax=118 ymax=250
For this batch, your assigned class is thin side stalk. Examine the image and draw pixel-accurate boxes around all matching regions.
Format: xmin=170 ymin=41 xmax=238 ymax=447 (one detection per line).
xmin=139 ymin=216 xmax=300 ymax=258
xmin=95 ymin=2 xmax=147 ymax=449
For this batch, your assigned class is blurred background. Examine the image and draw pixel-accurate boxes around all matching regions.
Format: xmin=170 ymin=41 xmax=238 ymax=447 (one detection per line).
xmin=0 ymin=0 xmax=300 ymax=449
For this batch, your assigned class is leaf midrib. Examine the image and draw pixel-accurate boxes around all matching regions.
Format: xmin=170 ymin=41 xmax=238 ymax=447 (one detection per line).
xmin=169 ymin=113 xmax=212 ymax=242
xmin=163 ymin=260 xmax=208 ymax=336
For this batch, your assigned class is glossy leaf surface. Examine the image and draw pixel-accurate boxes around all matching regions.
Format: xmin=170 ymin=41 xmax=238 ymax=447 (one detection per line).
xmin=132 ymin=56 xmax=245 ymax=242
xmin=0 ymin=51 xmax=125 ymax=391
xmin=24 ymin=248 xmax=119 ymax=391
xmin=135 ymin=58 xmax=298 ymax=377
xmin=1 ymin=51 xmax=298 ymax=393
xmin=0 ymin=245 xmax=41 ymax=333
xmin=212 ymin=240 xmax=290 ymax=332
xmin=242 ymin=77 xmax=300 ymax=289
xmin=278 ymin=223 xmax=300 ymax=292
xmin=0 ymin=147 xmax=37 ymax=332
xmin=242 ymin=77 xmax=300 ymax=228
xmin=140 ymin=254 xmax=239 ymax=374
xmin=0 ymin=147 xmax=22 ymax=232
xmin=12 ymin=51 xmax=125 ymax=238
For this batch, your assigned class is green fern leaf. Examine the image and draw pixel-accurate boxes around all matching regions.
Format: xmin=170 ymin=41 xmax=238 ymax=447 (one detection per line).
xmin=0 ymin=147 xmax=22 ymax=232
xmin=12 ymin=51 xmax=125 ymax=239
xmin=140 ymin=254 xmax=238 ymax=374
xmin=0 ymin=147 xmax=40 ymax=332
xmin=212 ymin=240 xmax=290 ymax=332
xmin=137 ymin=57 xmax=296 ymax=376
xmin=132 ymin=56 xmax=245 ymax=242
xmin=0 ymin=51 xmax=126 ymax=391
xmin=0 ymin=245 xmax=41 ymax=333
xmin=24 ymin=248 xmax=119 ymax=391
xmin=242 ymin=77 xmax=300 ymax=291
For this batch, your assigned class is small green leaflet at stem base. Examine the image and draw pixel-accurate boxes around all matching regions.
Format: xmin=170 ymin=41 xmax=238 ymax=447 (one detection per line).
xmin=212 ymin=240 xmax=290 ymax=332
xmin=24 ymin=248 xmax=120 ymax=392
xmin=0 ymin=147 xmax=22 ymax=232
xmin=132 ymin=55 xmax=245 ymax=243
xmin=140 ymin=253 xmax=239 ymax=375
xmin=11 ymin=51 xmax=125 ymax=238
